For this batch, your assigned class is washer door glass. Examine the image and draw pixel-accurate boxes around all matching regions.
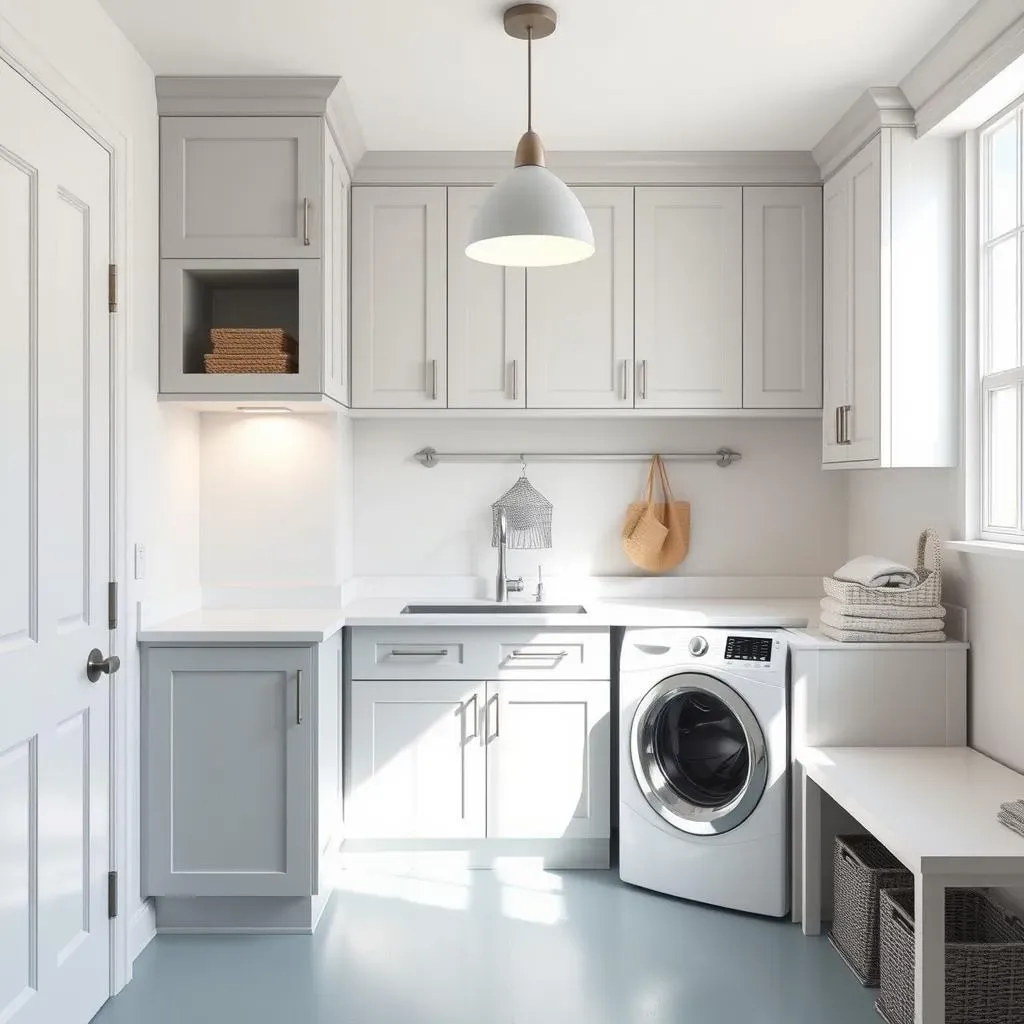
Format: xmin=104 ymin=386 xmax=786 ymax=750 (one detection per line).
xmin=631 ymin=672 xmax=768 ymax=836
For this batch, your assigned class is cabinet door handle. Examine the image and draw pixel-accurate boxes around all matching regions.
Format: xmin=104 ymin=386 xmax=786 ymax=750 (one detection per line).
xmin=389 ymin=648 xmax=449 ymax=658
xmin=840 ymin=405 xmax=853 ymax=445
xmin=429 ymin=358 xmax=438 ymax=401
xmin=621 ymin=359 xmax=630 ymax=401
xmin=302 ymin=198 xmax=311 ymax=247
xmin=511 ymin=358 xmax=519 ymax=401
xmin=835 ymin=406 xmax=842 ymax=445
xmin=487 ymin=694 xmax=500 ymax=741
xmin=464 ymin=693 xmax=479 ymax=742
xmin=639 ymin=359 xmax=648 ymax=400
xmin=296 ymin=669 xmax=303 ymax=726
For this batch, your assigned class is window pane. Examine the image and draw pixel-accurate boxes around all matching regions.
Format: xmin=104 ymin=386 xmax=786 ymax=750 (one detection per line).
xmin=988 ymin=116 xmax=1018 ymax=239
xmin=987 ymin=386 xmax=1020 ymax=530
xmin=987 ymin=237 xmax=1019 ymax=372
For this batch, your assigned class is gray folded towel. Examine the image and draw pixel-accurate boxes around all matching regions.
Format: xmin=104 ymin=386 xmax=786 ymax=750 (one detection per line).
xmin=998 ymin=810 xmax=1024 ymax=839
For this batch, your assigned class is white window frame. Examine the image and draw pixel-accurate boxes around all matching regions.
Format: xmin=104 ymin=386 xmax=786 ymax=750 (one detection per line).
xmin=973 ymin=97 xmax=1024 ymax=545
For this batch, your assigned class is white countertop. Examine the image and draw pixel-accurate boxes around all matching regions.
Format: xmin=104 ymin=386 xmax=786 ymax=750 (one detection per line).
xmin=136 ymin=607 xmax=347 ymax=644
xmin=137 ymin=597 xmax=817 ymax=642
xmin=799 ymin=746 xmax=1024 ymax=874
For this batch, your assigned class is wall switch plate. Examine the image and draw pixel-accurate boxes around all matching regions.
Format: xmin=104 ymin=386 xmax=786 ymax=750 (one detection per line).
xmin=134 ymin=543 xmax=146 ymax=580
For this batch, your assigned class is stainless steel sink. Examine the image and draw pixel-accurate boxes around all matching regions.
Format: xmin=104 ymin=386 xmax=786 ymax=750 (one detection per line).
xmin=401 ymin=603 xmax=587 ymax=615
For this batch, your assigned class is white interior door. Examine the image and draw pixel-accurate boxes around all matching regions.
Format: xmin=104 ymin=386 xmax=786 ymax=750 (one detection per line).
xmin=0 ymin=59 xmax=112 ymax=1024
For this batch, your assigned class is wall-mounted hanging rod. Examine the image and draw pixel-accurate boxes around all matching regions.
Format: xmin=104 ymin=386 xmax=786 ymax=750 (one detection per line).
xmin=414 ymin=447 xmax=742 ymax=469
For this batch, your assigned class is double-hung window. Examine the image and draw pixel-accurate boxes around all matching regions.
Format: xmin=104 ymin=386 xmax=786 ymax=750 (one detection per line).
xmin=980 ymin=102 xmax=1024 ymax=541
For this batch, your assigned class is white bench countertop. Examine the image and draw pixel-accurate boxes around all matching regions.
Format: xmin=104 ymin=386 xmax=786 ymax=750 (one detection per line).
xmin=799 ymin=746 xmax=1024 ymax=875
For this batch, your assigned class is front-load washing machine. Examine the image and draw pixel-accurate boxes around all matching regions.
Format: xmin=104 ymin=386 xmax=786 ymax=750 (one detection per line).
xmin=619 ymin=627 xmax=789 ymax=917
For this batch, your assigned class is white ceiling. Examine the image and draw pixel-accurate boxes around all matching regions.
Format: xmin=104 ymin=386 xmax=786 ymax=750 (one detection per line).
xmin=97 ymin=0 xmax=978 ymax=151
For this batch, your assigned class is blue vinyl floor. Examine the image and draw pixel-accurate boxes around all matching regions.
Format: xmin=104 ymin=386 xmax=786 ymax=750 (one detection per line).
xmin=94 ymin=864 xmax=875 ymax=1024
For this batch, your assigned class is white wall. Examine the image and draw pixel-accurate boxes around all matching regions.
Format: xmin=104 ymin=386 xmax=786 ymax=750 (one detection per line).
xmin=200 ymin=412 xmax=352 ymax=591
xmin=848 ymin=470 xmax=1024 ymax=775
xmin=352 ymin=418 xmax=848 ymax=580
xmin=0 ymin=0 xmax=202 ymax=963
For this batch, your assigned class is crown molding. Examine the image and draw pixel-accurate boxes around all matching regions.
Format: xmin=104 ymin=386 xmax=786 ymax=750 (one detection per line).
xmin=905 ymin=7 xmax=1024 ymax=136
xmin=812 ymin=87 xmax=915 ymax=180
xmin=155 ymin=75 xmax=340 ymax=116
xmin=325 ymin=80 xmax=366 ymax=177
xmin=352 ymin=149 xmax=821 ymax=186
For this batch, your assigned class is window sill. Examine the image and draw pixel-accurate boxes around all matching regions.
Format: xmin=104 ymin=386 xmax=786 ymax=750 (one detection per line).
xmin=945 ymin=539 xmax=1024 ymax=560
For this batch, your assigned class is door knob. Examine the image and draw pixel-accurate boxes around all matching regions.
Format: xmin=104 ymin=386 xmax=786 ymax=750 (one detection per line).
xmin=86 ymin=648 xmax=120 ymax=682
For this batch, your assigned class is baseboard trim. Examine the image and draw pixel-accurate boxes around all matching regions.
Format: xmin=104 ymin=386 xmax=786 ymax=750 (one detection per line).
xmin=128 ymin=899 xmax=157 ymax=962
xmin=154 ymin=894 xmax=331 ymax=935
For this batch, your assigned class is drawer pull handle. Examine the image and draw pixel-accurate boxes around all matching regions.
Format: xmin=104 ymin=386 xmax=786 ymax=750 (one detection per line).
xmin=296 ymin=669 xmax=303 ymax=725
xmin=303 ymin=197 xmax=311 ymax=246
xmin=389 ymin=648 xmax=449 ymax=657
xmin=509 ymin=649 xmax=568 ymax=660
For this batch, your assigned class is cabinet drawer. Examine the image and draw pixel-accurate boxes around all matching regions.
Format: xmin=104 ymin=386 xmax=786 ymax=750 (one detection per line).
xmin=349 ymin=628 xmax=610 ymax=680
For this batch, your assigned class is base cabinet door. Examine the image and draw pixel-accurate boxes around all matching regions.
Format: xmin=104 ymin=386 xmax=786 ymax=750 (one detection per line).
xmin=486 ymin=680 xmax=610 ymax=839
xmin=142 ymin=646 xmax=314 ymax=897
xmin=348 ymin=680 xmax=486 ymax=839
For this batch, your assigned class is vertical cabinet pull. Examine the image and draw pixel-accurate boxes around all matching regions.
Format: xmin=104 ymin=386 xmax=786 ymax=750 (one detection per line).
xmin=464 ymin=693 xmax=479 ymax=742
xmin=429 ymin=358 xmax=439 ymax=401
xmin=843 ymin=405 xmax=853 ymax=444
xmin=511 ymin=359 xmax=519 ymax=401
xmin=296 ymin=669 xmax=303 ymax=725
xmin=835 ymin=407 xmax=842 ymax=445
xmin=486 ymin=695 xmax=500 ymax=741
xmin=621 ymin=359 xmax=630 ymax=401
xmin=638 ymin=359 xmax=649 ymax=400
xmin=302 ymin=198 xmax=311 ymax=247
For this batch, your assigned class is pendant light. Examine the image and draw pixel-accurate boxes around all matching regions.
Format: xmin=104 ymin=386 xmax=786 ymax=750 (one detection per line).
xmin=466 ymin=4 xmax=594 ymax=268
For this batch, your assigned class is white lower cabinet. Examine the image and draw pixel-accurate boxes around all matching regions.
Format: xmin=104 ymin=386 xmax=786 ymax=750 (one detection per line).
xmin=486 ymin=680 xmax=610 ymax=840
xmin=141 ymin=633 xmax=342 ymax=929
xmin=348 ymin=679 xmax=486 ymax=839
xmin=346 ymin=628 xmax=611 ymax=861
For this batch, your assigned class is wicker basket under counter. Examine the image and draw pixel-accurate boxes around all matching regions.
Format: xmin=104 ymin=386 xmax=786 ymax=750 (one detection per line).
xmin=876 ymin=887 xmax=1024 ymax=1024
xmin=829 ymin=835 xmax=913 ymax=986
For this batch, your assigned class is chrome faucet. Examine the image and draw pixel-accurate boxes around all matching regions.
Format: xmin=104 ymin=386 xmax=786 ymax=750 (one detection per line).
xmin=496 ymin=508 xmax=524 ymax=603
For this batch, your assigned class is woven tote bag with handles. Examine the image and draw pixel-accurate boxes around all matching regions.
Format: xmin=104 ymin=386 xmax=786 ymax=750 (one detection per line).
xmin=622 ymin=455 xmax=690 ymax=572
xmin=823 ymin=529 xmax=942 ymax=608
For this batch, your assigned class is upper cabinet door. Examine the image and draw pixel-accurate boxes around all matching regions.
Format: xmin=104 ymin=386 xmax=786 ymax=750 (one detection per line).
xmin=161 ymin=116 xmax=322 ymax=258
xmin=822 ymin=136 xmax=881 ymax=465
xmin=322 ymin=128 xmax=350 ymax=406
xmin=447 ymin=187 xmax=526 ymax=409
xmin=743 ymin=187 xmax=822 ymax=409
xmin=526 ymin=187 xmax=634 ymax=409
xmin=634 ymin=187 xmax=742 ymax=409
xmin=351 ymin=187 xmax=447 ymax=408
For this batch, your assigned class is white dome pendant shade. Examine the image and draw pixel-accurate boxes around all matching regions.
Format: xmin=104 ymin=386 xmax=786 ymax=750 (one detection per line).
xmin=465 ymin=4 xmax=594 ymax=268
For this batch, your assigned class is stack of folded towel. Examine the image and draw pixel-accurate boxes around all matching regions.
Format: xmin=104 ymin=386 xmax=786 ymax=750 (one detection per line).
xmin=998 ymin=800 xmax=1024 ymax=839
xmin=820 ymin=555 xmax=946 ymax=642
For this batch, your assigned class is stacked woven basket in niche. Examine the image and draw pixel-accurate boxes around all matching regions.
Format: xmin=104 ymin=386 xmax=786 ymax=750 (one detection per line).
xmin=203 ymin=328 xmax=298 ymax=374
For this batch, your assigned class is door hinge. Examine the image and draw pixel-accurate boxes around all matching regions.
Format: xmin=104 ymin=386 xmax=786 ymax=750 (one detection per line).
xmin=108 ymin=264 xmax=118 ymax=313
xmin=108 ymin=871 xmax=118 ymax=919
xmin=108 ymin=581 xmax=118 ymax=631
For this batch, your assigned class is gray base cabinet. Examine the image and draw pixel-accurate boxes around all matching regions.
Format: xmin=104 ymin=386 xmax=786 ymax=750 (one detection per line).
xmin=142 ymin=634 xmax=342 ymax=915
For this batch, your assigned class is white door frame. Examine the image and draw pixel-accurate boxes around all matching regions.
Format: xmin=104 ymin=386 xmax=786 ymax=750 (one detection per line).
xmin=0 ymin=15 xmax=134 ymax=997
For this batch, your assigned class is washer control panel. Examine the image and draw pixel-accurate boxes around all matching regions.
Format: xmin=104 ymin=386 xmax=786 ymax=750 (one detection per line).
xmin=687 ymin=635 xmax=709 ymax=657
xmin=724 ymin=635 xmax=774 ymax=663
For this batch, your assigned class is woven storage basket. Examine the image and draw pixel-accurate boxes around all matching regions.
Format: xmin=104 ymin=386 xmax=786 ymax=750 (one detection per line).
xmin=209 ymin=328 xmax=295 ymax=352
xmin=203 ymin=353 xmax=297 ymax=374
xmin=823 ymin=529 xmax=941 ymax=608
xmin=876 ymin=887 xmax=1024 ymax=1024
xmin=829 ymin=835 xmax=913 ymax=986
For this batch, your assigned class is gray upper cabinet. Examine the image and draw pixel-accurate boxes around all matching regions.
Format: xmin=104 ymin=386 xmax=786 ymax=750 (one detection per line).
xmin=142 ymin=645 xmax=314 ymax=897
xmin=161 ymin=116 xmax=323 ymax=259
